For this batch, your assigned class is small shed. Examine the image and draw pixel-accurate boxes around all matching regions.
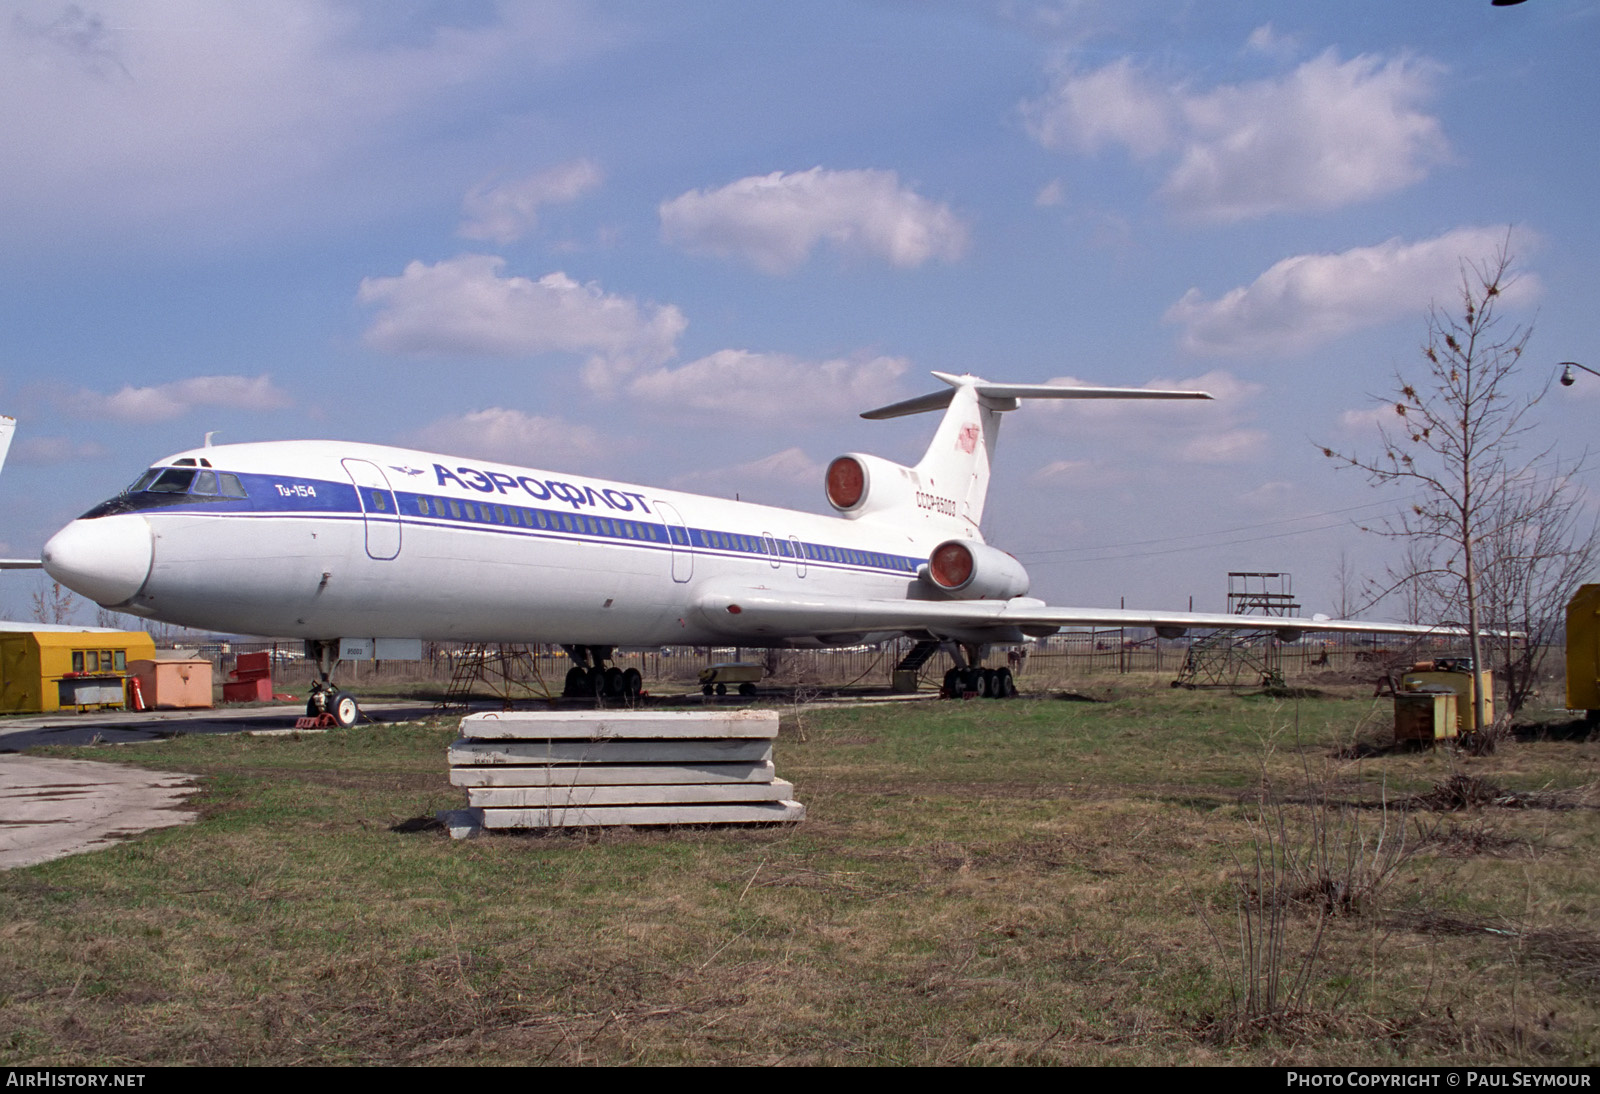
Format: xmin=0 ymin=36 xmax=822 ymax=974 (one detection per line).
xmin=129 ymin=655 xmax=214 ymax=710
xmin=0 ymin=627 xmax=157 ymax=713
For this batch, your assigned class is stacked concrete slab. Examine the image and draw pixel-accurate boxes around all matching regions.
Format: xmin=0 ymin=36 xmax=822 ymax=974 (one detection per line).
xmin=445 ymin=709 xmax=804 ymax=832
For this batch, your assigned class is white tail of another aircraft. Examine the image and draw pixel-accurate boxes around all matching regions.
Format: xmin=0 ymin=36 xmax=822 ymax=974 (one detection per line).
xmin=851 ymin=373 xmax=1211 ymax=535
xmin=0 ymin=417 xmax=46 ymax=569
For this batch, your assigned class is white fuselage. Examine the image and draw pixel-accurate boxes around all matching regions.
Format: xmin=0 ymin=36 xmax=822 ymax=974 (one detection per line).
xmin=44 ymin=440 xmax=974 ymax=647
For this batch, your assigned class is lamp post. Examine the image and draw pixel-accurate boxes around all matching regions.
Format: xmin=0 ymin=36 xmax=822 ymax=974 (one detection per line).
xmin=1560 ymin=362 xmax=1600 ymax=388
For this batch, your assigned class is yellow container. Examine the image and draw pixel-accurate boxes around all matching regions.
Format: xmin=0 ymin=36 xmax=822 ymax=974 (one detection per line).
xmin=1566 ymin=584 xmax=1600 ymax=716
xmin=1400 ymin=669 xmax=1494 ymax=731
xmin=1395 ymin=690 xmax=1458 ymax=743
xmin=0 ymin=629 xmax=157 ymax=713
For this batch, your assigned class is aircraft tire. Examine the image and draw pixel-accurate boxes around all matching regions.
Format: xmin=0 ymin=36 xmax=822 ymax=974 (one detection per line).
xmin=994 ymin=667 xmax=1015 ymax=698
xmin=604 ymin=666 xmax=625 ymax=696
xmin=331 ymin=690 xmax=360 ymax=727
xmin=587 ymin=668 xmax=606 ymax=697
xmin=622 ymin=668 xmax=642 ymax=699
xmin=943 ymin=668 xmax=963 ymax=698
xmin=715 ymin=682 xmax=727 ymax=696
xmin=306 ymin=695 xmax=324 ymax=718
xmin=563 ymin=666 xmax=586 ymax=697
xmin=738 ymin=682 xmax=756 ymax=697
xmin=970 ymin=669 xmax=990 ymax=698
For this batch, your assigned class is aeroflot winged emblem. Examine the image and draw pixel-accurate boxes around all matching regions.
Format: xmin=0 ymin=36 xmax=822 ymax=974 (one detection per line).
xmin=388 ymin=465 xmax=425 ymax=476
xmin=956 ymin=423 xmax=980 ymax=454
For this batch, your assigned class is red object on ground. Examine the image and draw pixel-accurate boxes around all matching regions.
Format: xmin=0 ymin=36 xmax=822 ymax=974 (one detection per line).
xmin=232 ymin=652 xmax=271 ymax=680
xmin=223 ymin=651 xmax=275 ymax=703
xmin=222 ymin=677 xmax=273 ymax=702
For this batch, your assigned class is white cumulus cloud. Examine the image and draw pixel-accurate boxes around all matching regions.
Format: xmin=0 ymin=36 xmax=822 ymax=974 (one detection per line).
xmin=659 ymin=167 xmax=967 ymax=274
xmin=672 ymin=447 xmax=823 ymax=495
xmin=1032 ymin=370 xmax=1266 ymax=465
xmin=0 ymin=2 xmax=602 ymax=248
xmin=1335 ymin=406 xmax=1396 ymax=435
xmin=1023 ymin=46 xmax=1447 ymax=221
xmin=64 ymin=375 xmax=292 ymax=423
xmin=1023 ymin=57 xmax=1176 ymax=161
xmin=458 ymin=159 xmax=603 ymax=245
xmin=626 ymin=350 xmax=908 ymax=421
xmin=11 ymin=436 xmax=109 ymax=464
xmin=1166 ymin=226 xmax=1539 ymax=357
xmin=411 ymin=408 xmax=609 ymax=468
xmin=358 ymin=255 xmax=686 ymax=388
xmin=1177 ymin=429 xmax=1269 ymax=465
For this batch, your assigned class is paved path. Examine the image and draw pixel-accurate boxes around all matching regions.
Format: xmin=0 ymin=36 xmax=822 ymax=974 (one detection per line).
xmin=0 ymin=755 xmax=198 ymax=870
xmin=0 ymin=692 xmax=922 ymax=868
xmin=0 ymin=699 xmax=439 ymax=751
xmin=0 ymin=700 xmax=436 ymax=870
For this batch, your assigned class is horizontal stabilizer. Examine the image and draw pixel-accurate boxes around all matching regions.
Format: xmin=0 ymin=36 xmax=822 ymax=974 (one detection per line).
xmin=861 ymin=372 xmax=1211 ymax=420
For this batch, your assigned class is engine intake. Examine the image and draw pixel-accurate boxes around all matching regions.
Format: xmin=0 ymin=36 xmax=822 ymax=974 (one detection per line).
xmin=922 ymin=538 xmax=1030 ymax=600
xmin=824 ymin=453 xmax=916 ymax=518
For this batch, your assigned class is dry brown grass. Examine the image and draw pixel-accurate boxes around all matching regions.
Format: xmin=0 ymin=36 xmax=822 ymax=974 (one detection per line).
xmin=1 ymin=686 xmax=1596 ymax=1065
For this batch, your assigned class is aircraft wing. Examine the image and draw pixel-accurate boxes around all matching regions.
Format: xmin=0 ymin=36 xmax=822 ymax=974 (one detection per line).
xmin=694 ymin=587 xmax=1462 ymax=644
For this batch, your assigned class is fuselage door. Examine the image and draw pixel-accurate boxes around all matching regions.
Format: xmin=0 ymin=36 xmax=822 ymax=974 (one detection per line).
xmin=341 ymin=458 xmax=401 ymax=561
xmin=653 ymin=500 xmax=693 ymax=583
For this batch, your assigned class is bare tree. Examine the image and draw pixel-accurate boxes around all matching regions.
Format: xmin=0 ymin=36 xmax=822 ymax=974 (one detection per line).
xmin=31 ymin=579 xmax=78 ymax=626
xmin=1321 ymin=245 xmax=1584 ymax=725
xmin=1474 ymin=463 xmax=1599 ymax=713
xmin=1331 ymin=549 xmax=1359 ymax=620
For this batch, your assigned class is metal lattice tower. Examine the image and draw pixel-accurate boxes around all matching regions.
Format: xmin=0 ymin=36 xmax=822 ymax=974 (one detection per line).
xmin=1172 ymin=573 xmax=1299 ymax=689
xmin=436 ymin=643 xmax=555 ymax=712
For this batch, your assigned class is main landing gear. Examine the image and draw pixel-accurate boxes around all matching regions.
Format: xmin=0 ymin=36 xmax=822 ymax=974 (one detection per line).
xmin=560 ymin=645 xmax=642 ymax=701
xmin=940 ymin=642 xmax=1018 ymax=700
xmin=304 ymin=639 xmax=362 ymax=727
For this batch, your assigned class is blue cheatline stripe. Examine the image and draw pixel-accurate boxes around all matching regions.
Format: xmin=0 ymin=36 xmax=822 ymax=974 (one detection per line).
xmin=117 ymin=471 xmax=928 ymax=578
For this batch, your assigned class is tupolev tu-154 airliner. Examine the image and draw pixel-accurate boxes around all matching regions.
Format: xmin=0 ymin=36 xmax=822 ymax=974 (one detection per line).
xmin=41 ymin=373 xmax=1451 ymax=724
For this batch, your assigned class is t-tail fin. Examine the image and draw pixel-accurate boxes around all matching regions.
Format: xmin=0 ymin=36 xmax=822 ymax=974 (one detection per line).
xmin=860 ymin=372 xmax=1211 ymax=531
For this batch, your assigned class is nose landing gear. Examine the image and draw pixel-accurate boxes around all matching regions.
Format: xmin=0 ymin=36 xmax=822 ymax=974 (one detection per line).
xmin=303 ymin=639 xmax=362 ymax=727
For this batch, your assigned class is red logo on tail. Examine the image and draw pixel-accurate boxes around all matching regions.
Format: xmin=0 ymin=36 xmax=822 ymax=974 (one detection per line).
xmin=956 ymin=423 xmax=980 ymax=454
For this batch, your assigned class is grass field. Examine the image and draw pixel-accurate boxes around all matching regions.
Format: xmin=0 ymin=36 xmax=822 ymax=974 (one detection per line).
xmin=2 ymin=682 xmax=1596 ymax=1065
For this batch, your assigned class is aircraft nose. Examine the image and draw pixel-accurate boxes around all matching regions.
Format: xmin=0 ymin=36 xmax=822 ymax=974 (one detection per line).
xmin=42 ymin=514 xmax=154 ymax=606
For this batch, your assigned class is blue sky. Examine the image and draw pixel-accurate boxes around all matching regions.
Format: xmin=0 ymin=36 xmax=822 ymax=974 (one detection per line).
xmin=2 ymin=0 xmax=1596 ymax=621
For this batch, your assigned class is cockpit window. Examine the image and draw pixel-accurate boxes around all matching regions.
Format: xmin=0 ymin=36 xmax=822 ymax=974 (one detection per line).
xmin=147 ymin=468 xmax=197 ymax=494
xmin=80 ymin=466 xmax=251 ymax=520
xmin=125 ymin=469 xmax=160 ymax=494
